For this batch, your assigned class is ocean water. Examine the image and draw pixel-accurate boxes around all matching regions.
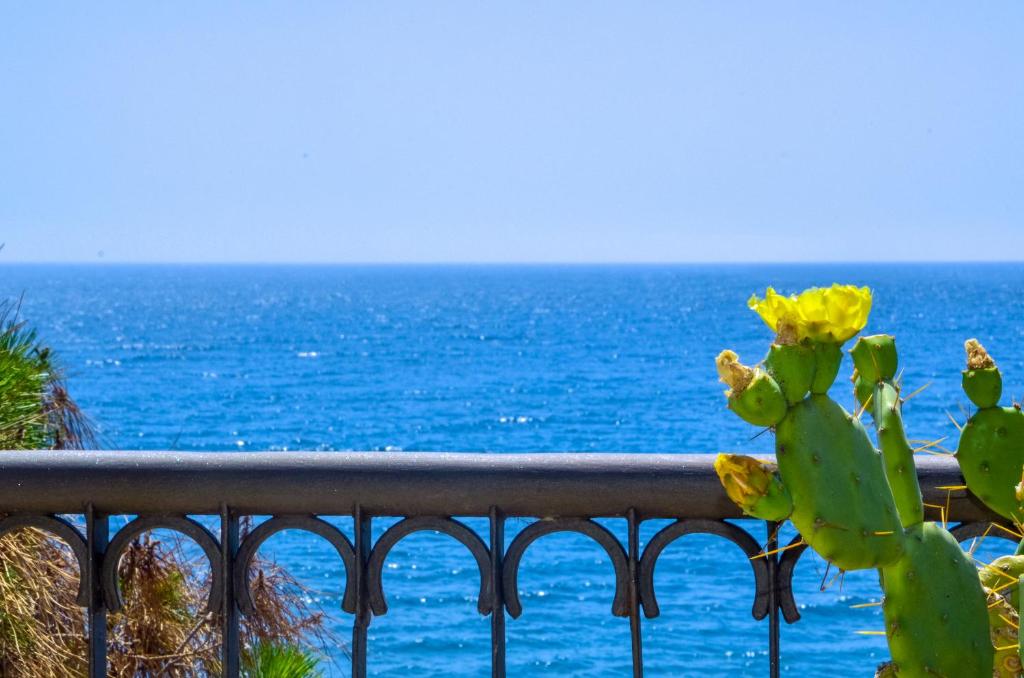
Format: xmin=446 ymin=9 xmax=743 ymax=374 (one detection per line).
xmin=3 ymin=263 xmax=1023 ymax=676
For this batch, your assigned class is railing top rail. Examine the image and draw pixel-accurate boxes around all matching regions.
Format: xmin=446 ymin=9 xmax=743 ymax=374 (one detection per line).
xmin=0 ymin=451 xmax=986 ymax=521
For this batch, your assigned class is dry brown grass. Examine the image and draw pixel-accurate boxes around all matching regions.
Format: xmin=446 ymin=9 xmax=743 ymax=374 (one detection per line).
xmin=0 ymin=525 xmax=333 ymax=677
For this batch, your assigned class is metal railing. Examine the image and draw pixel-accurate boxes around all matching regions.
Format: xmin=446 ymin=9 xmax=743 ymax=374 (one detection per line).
xmin=0 ymin=451 xmax=1005 ymax=677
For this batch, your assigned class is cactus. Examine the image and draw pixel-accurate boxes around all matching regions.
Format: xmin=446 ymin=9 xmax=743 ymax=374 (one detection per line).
xmin=849 ymin=334 xmax=991 ymax=677
xmin=987 ymin=589 xmax=1021 ymax=678
xmin=714 ymin=286 xmax=994 ymax=677
xmin=954 ymin=340 xmax=1024 ymax=676
xmin=956 ymin=340 xmax=1024 ymax=523
xmin=715 ymin=285 xmax=903 ymax=572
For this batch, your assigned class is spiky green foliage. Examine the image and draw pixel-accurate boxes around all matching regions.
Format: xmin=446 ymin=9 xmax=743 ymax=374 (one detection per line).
xmin=242 ymin=641 xmax=323 ymax=678
xmin=0 ymin=303 xmax=95 ymax=451
xmin=0 ymin=302 xmax=331 ymax=675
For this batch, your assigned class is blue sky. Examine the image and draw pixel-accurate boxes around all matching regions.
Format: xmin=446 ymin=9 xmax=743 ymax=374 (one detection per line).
xmin=2 ymin=3 xmax=1022 ymax=263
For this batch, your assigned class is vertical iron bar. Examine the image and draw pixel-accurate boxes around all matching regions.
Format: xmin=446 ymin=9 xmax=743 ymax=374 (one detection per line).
xmin=627 ymin=508 xmax=644 ymax=678
xmin=489 ymin=506 xmax=506 ymax=678
xmin=352 ymin=505 xmax=372 ymax=678
xmin=86 ymin=504 xmax=108 ymax=678
xmin=220 ymin=504 xmax=240 ymax=677
xmin=766 ymin=521 xmax=780 ymax=678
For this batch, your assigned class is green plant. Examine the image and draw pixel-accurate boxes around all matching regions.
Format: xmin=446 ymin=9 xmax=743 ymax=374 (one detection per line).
xmin=851 ymin=334 xmax=990 ymax=677
xmin=0 ymin=300 xmax=333 ymax=675
xmin=714 ymin=286 xmax=993 ymax=677
xmin=953 ymin=339 xmax=1024 ymax=677
xmin=241 ymin=641 xmax=323 ymax=678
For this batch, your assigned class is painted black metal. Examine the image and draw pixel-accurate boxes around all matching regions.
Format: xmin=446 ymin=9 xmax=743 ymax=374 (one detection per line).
xmin=502 ymin=517 xmax=631 ymax=619
xmin=0 ymin=514 xmax=89 ymax=605
xmin=488 ymin=507 xmax=506 ymax=678
xmin=234 ymin=514 xmax=357 ymax=615
xmin=777 ymin=535 xmax=810 ymax=624
xmin=220 ymin=505 xmax=240 ymax=678
xmin=101 ymin=514 xmax=223 ymax=613
xmin=0 ymin=452 xmax=987 ymax=520
xmin=0 ymin=450 xmax=1003 ymax=677
xmin=86 ymin=505 xmax=107 ymax=678
xmin=638 ymin=518 xmax=770 ymax=620
xmin=367 ymin=516 xmax=492 ymax=616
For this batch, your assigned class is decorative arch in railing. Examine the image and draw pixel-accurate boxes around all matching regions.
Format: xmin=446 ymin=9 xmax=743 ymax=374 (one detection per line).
xmin=233 ymin=515 xmax=358 ymax=615
xmin=367 ymin=516 xmax=492 ymax=616
xmin=638 ymin=518 xmax=771 ymax=620
xmin=0 ymin=450 xmax=994 ymax=678
xmin=502 ymin=517 xmax=630 ymax=618
xmin=100 ymin=515 xmax=223 ymax=613
xmin=0 ymin=514 xmax=91 ymax=606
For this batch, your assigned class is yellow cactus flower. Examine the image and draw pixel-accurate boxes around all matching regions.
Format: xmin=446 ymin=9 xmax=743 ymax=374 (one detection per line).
xmin=747 ymin=284 xmax=871 ymax=344
xmin=713 ymin=453 xmax=793 ymax=520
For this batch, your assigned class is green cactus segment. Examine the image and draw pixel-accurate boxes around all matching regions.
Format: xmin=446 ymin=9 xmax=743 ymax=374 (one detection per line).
xmin=850 ymin=335 xmax=899 ymax=383
xmin=810 ymin=342 xmax=843 ymax=394
xmin=852 ymin=370 xmax=874 ymax=409
xmin=956 ymin=407 xmax=1024 ymax=522
xmin=849 ymin=335 xmax=924 ymax=528
xmin=774 ymin=395 xmax=904 ymax=570
xmin=741 ymin=472 xmax=793 ymax=521
xmin=963 ymin=367 xmax=1003 ymax=410
xmin=727 ymin=371 xmax=788 ymax=427
xmin=986 ymin=589 xmax=1022 ymax=678
xmin=879 ymin=522 xmax=993 ymax=678
xmin=979 ymin=555 xmax=1024 ymax=610
xmin=714 ymin=454 xmax=794 ymax=521
xmin=871 ymin=382 xmax=924 ymax=528
xmin=763 ymin=342 xmax=815 ymax=405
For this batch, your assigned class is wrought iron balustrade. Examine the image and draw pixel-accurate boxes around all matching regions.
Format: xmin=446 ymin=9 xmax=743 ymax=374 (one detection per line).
xmin=0 ymin=451 xmax=1005 ymax=677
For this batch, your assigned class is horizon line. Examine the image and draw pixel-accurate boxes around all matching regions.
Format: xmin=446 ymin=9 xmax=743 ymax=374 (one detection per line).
xmin=2 ymin=259 xmax=1023 ymax=266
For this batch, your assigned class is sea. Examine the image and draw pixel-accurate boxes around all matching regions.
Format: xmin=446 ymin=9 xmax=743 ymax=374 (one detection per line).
xmin=3 ymin=263 xmax=1023 ymax=677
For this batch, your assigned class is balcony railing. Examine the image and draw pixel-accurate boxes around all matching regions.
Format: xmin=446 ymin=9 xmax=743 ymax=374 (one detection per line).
xmin=0 ymin=451 xmax=1006 ymax=677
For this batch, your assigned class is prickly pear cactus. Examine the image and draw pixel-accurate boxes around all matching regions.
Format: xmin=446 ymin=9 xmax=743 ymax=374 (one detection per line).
xmin=851 ymin=334 xmax=992 ymax=678
xmin=953 ymin=340 xmax=1024 ymax=676
xmin=714 ymin=285 xmax=903 ymax=571
xmin=877 ymin=522 xmax=991 ymax=677
xmin=987 ymin=589 xmax=1021 ymax=678
xmin=956 ymin=340 xmax=1024 ymax=523
xmin=714 ymin=287 xmax=995 ymax=677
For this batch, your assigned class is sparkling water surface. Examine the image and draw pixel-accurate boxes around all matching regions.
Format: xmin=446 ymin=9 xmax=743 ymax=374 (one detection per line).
xmin=3 ymin=263 xmax=1023 ymax=677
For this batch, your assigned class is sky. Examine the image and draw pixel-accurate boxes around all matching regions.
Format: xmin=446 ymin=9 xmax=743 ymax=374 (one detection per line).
xmin=1 ymin=3 xmax=1022 ymax=263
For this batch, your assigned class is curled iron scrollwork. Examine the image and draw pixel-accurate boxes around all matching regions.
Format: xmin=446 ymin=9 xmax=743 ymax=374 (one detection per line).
xmin=233 ymin=515 xmax=357 ymax=615
xmin=502 ymin=518 xmax=629 ymax=619
xmin=638 ymin=518 xmax=770 ymax=621
xmin=367 ymin=516 xmax=492 ymax=616
xmin=0 ymin=514 xmax=90 ymax=606
xmin=101 ymin=515 xmax=222 ymax=614
xmin=776 ymin=534 xmax=809 ymax=623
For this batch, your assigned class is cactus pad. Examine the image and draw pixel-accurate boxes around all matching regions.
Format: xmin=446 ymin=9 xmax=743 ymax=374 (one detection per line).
xmin=879 ymin=522 xmax=993 ymax=678
xmin=775 ymin=395 xmax=903 ymax=570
